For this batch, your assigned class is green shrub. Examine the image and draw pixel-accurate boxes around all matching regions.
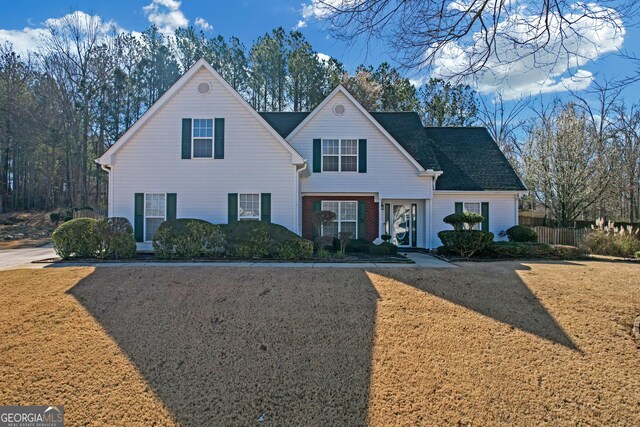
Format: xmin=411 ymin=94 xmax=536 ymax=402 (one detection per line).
xmin=94 ymin=217 xmax=136 ymax=259
xmin=443 ymin=212 xmax=484 ymax=231
xmin=438 ymin=230 xmax=494 ymax=257
xmin=484 ymin=242 xmax=584 ymax=259
xmin=49 ymin=212 xmax=61 ymax=224
xmin=346 ymin=238 xmax=371 ymax=253
xmin=52 ymin=218 xmax=100 ymax=259
xmin=369 ymin=242 xmax=398 ymax=256
xmin=223 ymin=221 xmax=312 ymax=259
xmin=506 ymin=225 xmax=538 ymax=242
xmin=316 ymin=249 xmax=332 ymax=258
xmin=153 ymin=219 xmax=226 ymax=259
xmin=636 ymin=251 xmax=640 ymax=259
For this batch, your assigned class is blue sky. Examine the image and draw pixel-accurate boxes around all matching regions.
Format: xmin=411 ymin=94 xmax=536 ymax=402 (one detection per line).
xmin=1 ymin=0 xmax=639 ymax=104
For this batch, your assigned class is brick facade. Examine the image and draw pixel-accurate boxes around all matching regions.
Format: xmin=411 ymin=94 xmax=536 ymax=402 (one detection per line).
xmin=302 ymin=195 xmax=379 ymax=242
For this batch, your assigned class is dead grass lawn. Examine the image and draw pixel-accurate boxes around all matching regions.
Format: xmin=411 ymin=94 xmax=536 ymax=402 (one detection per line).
xmin=0 ymin=261 xmax=638 ymax=426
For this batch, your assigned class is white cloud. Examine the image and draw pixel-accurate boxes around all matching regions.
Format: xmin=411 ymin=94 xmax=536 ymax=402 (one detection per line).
xmin=143 ymin=0 xmax=188 ymax=36
xmin=317 ymin=52 xmax=331 ymax=62
xmin=195 ymin=17 xmax=212 ymax=31
xmin=429 ymin=2 xmax=624 ymax=99
xmin=298 ymin=0 xmax=363 ymax=30
xmin=0 ymin=11 xmax=121 ymax=56
xmin=294 ymin=20 xmax=307 ymax=30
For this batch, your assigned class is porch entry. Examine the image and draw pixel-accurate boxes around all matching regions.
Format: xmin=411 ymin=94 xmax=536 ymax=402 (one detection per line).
xmin=384 ymin=202 xmax=417 ymax=247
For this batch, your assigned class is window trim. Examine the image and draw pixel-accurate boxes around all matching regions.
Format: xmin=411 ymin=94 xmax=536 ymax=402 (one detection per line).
xmin=192 ymin=118 xmax=214 ymax=159
xmin=463 ymin=201 xmax=482 ymax=230
xmin=321 ymin=200 xmax=358 ymax=239
xmin=144 ymin=192 xmax=166 ymax=242
xmin=321 ymin=138 xmax=358 ymax=173
xmin=238 ymin=193 xmax=261 ymax=221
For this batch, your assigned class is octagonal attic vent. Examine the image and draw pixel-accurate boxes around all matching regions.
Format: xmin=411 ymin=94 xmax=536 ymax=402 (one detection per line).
xmin=197 ymin=82 xmax=211 ymax=94
xmin=333 ymin=104 xmax=346 ymax=115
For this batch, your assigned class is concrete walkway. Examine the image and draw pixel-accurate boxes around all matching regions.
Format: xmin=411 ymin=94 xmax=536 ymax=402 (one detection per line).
xmin=0 ymin=245 xmax=455 ymax=270
xmin=0 ymin=244 xmax=56 ymax=270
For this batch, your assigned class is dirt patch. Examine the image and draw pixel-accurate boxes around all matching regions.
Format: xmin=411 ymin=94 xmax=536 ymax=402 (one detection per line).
xmin=0 ymin=211 xmax=55 ymax=248
xmin=0 ymin=262 xmax=638 ymax=425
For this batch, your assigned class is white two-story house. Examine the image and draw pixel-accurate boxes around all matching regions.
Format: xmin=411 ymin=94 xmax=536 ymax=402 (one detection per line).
xmin=97 ymin=59 xmax=526 ymax=250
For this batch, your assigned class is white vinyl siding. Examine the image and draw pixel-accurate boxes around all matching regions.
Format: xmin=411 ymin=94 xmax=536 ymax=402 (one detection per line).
xmin=110 ymin=67 xmax=298 ymax=247
xmin=321 ymin=201 xmax=357 ymax=238
xmin=239 ymin=193 xmax=260 ymax=220
xmin=193 ymin=118 xmax=213 ymax=158
xmin=291 ymin=92 xmax=433 ymax=198
xmin=145 ymin=193 xmax=165 ymax=242
xmin=431 ymin=192 xmax=519 ymax=248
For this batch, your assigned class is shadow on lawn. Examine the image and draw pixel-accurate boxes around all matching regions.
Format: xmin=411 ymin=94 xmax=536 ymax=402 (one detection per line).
xmin=68 ymin=267 xmax=379 ymax=426
xmin=66 ymin=261 xmax=579 ymax=425
xmin=374 ymin=260 xmax=580 ymax=350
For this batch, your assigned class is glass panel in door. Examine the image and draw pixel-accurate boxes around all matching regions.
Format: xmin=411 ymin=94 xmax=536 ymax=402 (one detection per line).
xmin=393 ymin=204 xmax=411 ymax=246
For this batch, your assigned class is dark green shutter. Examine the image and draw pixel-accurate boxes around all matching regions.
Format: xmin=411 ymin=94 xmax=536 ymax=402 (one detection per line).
xmin=312 ymin=200 xmax=321 ymax=238
xmin=214 ymin=118 xmax=224 ymax=159
xmin=134 ymin=193 xmax=144 ymax=242
xmin=166 ymin=193 xmax=177 ymax=221
xmin=228 ymin=193 xmax=238 ymax=223
xmin=313 ymin=139 xmax=321 ymax=173
xmin=455 ymin=202 xmax=463 ymax=214
xmin=411 ymin=203 xmax=417 ymax=247
xmin=181 ymin=118 xmax=192 ymax=159
xmin=481 ymin=202 xmax=490 ymax=231
xmin=261 ymin=193 xmax=271 ymax=223
xmin=384 ymin=203 xmax=390 ymax=235
xmin=357 ymin=201 xmax=366 ymax=240
xmin=358 ymin=139 xmax=367 ymax=173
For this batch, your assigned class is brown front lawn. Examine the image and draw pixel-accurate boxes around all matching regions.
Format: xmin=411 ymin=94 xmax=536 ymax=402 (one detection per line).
xmin=0 ymin=262 xmax=638 ymax=425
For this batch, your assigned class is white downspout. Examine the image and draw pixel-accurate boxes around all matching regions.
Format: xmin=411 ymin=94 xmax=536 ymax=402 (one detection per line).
xmin=100 ymin=163 xmax=112 ymax=217
xmin=296 ymin=162 xmax=308 ymax=235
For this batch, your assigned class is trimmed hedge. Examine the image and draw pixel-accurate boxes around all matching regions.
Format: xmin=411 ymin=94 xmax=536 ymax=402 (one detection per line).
xmin=95 ymin=217 xmax=136 ymax=259
xmin=153 ymin=219 xmax=226 ymax=259
xmin=438 ymin=230 xmax=494 ymax=257
xmin=506 ymin=225 xmax=538 ymax=242
xmin=444 ymin=212 xmax=484 ymax=231
xmin=52 ymin=218 xmax=101 ymax=259
xmin=484 ymin=242 xmax=585 ymax=259
xmin=346 ymin=238 xmax=398 ymax=256
xmin=223 ymin=221 xmax=313 ymax=259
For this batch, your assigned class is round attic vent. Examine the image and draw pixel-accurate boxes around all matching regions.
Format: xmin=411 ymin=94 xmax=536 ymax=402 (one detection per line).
xmin=197 ymin=82 xmax=211 ymax=94
xmin=333 ymin=104 xmax=346 ymax=115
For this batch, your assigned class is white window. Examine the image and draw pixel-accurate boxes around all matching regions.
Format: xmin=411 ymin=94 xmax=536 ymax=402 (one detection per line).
xmin=193 ymin=118 xmax=213 ymax=158
xmin=145 ymin=193 xmax=165 ymax=241
xmin=321 ymin=201 xmax=357 ymax=238
xmin=322 ymin=139 xmax=358 ymax=172
xmin=463 ymin=202 xmax=481 ymax=230
xmin=239 ymin=193 xmax=260 ymax=220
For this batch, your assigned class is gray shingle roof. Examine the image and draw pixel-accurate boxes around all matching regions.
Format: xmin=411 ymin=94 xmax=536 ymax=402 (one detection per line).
xmin=259 ymin=111 xmax=525 ymax=191
xmin=425 ymin=127 xmax=526 ymax=191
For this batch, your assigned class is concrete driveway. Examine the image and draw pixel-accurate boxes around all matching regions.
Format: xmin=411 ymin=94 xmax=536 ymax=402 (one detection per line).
xmin=0 ymin=244 xmax=56 ymax=270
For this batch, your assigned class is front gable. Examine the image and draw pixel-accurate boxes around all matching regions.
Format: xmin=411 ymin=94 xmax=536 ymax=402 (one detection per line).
xmin=287 ymin=88 xmax=436 ymax=198
xmin=98 ymin=59 xmax=304 ymax=166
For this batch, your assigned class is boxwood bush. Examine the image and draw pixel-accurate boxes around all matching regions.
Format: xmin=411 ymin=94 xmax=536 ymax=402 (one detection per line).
xmin=52 ymin=218 xmax=100 ymax=259
xmin=369 ymin=242 xmax=398 ymax=256
xmin=153 ymin=219 xmax=226 ymax=259
xmin=438 ymin=230 xmax=494 ymax=257
xmin=94 ymin=217 xmax=136 ymax=259
xmin=223 ymin=221 xmax=313 ymax=259
xmin=506 ymin=225 xmax=538 ymax=242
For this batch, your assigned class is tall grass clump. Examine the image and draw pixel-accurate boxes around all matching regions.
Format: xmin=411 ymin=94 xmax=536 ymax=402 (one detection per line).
xmin=580 ymin=218 xmax=640 ymax=258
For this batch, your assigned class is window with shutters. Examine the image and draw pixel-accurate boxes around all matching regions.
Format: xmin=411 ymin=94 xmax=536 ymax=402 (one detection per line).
xmin=463 ymin=202 xmax=481 ymax=230
xmin=322 ymin=139 xmax=358 ymax=172
xmin=193 ymin=119 xmax=213 ymax=158
xmin=321 ymin=201 xmax=357 ymax=238
xmin=145 ymin=193 xmax=166 ymax=241
xmin=239 ymin=193 xmax=260 ymax=220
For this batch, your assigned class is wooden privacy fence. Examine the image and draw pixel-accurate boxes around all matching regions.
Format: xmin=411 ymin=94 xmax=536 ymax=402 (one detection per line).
xmin=533 ymin=226 xmax=590 ymax=246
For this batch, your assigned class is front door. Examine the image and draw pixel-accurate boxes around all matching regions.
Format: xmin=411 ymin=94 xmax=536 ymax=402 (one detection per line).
xmin=392 ymin=204 xmax=412 ymax=247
